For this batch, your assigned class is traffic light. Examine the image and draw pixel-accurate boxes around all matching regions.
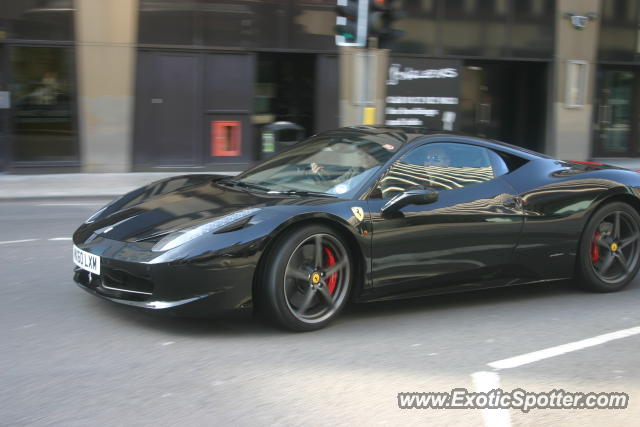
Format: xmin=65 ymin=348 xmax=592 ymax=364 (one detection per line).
xmin=335 ymin=0 xmax=369 ymax=47
xmin=367 ymin=0 xmax=404 ymax=49
xmin=335 ymin=0 xmax=404 ymax=48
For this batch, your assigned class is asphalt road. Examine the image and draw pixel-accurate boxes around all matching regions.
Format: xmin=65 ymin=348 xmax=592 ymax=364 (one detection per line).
xmin=1 ymin=199 xmax=639 ymax=426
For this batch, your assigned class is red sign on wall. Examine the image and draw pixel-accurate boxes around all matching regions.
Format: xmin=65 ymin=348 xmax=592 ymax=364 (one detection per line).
xmin=211 ymin=120 xmax=241 ymax=156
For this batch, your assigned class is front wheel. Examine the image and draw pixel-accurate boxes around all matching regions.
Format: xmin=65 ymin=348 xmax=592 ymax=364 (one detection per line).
xmin=577 ymin=202 xmax=640 ymax=292
xmin=261 ymin=225 xmax=352 ymax=331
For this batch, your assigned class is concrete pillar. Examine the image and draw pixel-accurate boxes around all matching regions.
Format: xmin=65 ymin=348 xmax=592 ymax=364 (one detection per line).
xmin=339 ymin=46 xmax=389 ymax=127
xmin=549 ymin=0 xmax=602 ymax=160
xmin=75 ymin=0 xmax=138 ymax=172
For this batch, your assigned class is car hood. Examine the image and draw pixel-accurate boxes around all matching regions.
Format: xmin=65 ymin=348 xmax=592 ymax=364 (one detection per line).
xmin=74 ymin=177 xmax=337 ymax=243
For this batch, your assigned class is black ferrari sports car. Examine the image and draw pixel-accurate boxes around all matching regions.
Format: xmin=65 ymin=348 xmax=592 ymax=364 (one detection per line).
xmin=72 ymin=126 xmax=640 ymax=331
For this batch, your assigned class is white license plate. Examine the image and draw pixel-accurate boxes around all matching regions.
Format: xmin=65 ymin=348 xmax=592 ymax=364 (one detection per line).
xmin=73 ymin=245 xmax=100 ymax=275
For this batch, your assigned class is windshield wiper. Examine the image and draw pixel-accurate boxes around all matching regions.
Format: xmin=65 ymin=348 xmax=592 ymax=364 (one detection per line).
xmin=267 ymin=189 xmax=338 ymax=198
xmin=219 ymin=179 xmax=336 ymax=197
xmin=217 ymin=179 xmax=271 ymax=192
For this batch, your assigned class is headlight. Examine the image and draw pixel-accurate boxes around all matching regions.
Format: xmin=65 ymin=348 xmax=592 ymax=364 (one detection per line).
xmin=151 ymin=208 xmax=260 ymax=252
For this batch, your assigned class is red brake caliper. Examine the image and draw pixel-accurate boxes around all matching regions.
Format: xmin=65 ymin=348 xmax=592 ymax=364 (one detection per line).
xmin=323 ymin=247 xmax=337 ymax=294
xmin=591 ymin=232 xmax=601 ymax=263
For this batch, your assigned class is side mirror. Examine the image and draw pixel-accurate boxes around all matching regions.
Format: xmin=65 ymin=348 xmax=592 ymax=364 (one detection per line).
xmin=381 ymin=189 xmax=439 ymax=216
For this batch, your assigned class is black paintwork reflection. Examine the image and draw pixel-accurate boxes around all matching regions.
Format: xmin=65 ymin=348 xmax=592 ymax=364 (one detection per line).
xmin=76 ymin=175 xmax=338 ymax=244
xmin=380 ymin=162 xmax=495 ymax=198
xmin=367 ymin=177 xmax=523 ymax=298
xmin=71 ymin=128 xmax=640 ymax=314
xmin=504 ymin=159 xmax=640 ymax=280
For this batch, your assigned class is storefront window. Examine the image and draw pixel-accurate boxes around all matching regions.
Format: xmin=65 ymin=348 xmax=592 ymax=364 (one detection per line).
xmin=139 ymin=0 xmax=336 ymax=51
xmin=288 ymin=0 xmax=336 ymax=50
xmin=594 ymin=69 xmax=635 ymax=155
xmin=441 ymin=0 xmax=509 ymax=57
xmin=394 ymin=0 xmax=554 ymax=59
xmin=2 ymin=0 xmax=74 ymax=40
xmin=598 ymin=0 xmax=639 ymax=62
xmin=10 ymin=47 xmax=77 ymax=162
xmin=511 ymin=0 xmax=554 ymax=58
xmin=138 ymin=0 xmax=198 ymax=45
xmin=392 ymin=0 xmax=438 ymax=55
xmin=202 ymin=0 xmax=274 ymax=48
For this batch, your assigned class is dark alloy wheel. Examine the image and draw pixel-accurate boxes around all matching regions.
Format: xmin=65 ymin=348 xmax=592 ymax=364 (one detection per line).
xmin=578 ymin=202 xmax=640 ymax=292
xmin=262 ymin=225 xmax=352 ymax=331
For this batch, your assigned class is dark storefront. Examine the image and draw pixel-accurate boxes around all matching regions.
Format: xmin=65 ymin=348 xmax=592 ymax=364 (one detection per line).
xmin=0 ymin=1 xmax=557 ymax=171
xmin=133 ymin=0 xmax=555 ymax=169
xmin=388 ymin=0 xmax=554 ymax=153
xmin=133 ymin=0 xmax=339 ymax=170
xmin=595 ymin=0 xmax=640 ymax=157
xmin=0 ymin=0 xmax=77 ymax=171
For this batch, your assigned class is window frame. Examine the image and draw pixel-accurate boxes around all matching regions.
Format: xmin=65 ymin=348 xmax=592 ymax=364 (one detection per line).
xmin=366 ymin=139 xmax=512 ymax=201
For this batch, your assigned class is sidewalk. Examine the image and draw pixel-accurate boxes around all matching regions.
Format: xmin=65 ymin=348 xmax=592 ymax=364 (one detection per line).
xmin=0 ymin=172 xmax=239 ymax=200
xmin=1 ymin=157 xmax=639 ymax=200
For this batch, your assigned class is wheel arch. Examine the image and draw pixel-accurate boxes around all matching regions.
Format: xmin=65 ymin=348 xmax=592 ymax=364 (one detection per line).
xmin=587 ymin=187 xmax=640 ymax=226
xmin=574 ymin=188 xmax=640 ymax=274
xmin=251 ymin=214 xmax=367 ymax=309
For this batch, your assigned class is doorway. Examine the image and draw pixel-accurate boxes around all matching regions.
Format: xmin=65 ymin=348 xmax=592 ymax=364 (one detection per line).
xmin=254 ymin=53 xmax=316 ymax=137
xmin=460 ymin=61 xmax=548 ymax=152
xmin=593 ymin=67 xmax=639 ymax=157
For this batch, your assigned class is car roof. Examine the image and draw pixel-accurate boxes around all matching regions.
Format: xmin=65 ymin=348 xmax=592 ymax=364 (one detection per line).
xmin=335 ymin=125 xmax=550 ymax=160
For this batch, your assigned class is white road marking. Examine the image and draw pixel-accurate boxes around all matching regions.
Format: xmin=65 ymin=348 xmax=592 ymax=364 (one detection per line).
xmin=472 ymin=371 xmax=512 ymax=427
xmin=488 ymin=325 xmax=640 ymax=370
xmin=38 ymin=203 xmax=104 ymax=206
xmin=161 ymin=341 xmax=175 ymax=346
xmin=0 ymin=237 xmax=74 ymax=244
xmin=13 ymin=323 xmax=36 ymax=331
xmin=0 ymin=239 xmax=38 ymax=245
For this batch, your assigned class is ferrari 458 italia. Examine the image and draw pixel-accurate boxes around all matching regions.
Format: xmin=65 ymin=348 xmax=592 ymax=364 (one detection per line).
xmin=72 ymin=127 xmax=640 ymax=330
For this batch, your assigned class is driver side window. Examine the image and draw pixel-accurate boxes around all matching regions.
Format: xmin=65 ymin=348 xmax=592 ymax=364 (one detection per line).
xmin=374 ymin=142 xmax=504 ymax=199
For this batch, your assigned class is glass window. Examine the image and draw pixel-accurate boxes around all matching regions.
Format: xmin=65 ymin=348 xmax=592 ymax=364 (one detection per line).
xmin=441 ymin=0 xmax=509 ymax=57
xmin=377 ymin=142 xmax=502 ymax=199
xmin=392 ymin=0 xmax=439 ymax=55
xmin=235 ymin=131 xmax=402 ymax=198
xmin=202 ymin=0 xmax=265 ymax=48
xmin=594 ymin=69 xmax=635 ymax=155
xmin=288 ymin=0 xmax=337 ymax=51
xmin=3 ymin=0 xmax=74 ymax=41
xmin=138 ymin=0 xmax=198 ymax=45
xmin=598 ymin=0 xmax=638 ymax=62
xmin=10 ymin=46 xmax=77 ymax=162
xmin=511 ymin=0 xmax=554 ymax=58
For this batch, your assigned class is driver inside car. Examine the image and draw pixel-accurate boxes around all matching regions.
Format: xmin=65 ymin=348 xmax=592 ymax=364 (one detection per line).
xmin=306 ymin=143 xmax=377 ymax=186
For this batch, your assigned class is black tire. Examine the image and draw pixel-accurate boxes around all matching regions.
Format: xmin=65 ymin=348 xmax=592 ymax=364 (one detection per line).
xmin=577 ymin=202 xmax=640 ymax=292
xmin=260 ymin=224 xmax=352 ymax=331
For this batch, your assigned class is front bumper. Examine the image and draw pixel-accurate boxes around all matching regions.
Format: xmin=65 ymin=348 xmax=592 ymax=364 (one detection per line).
xmin=74 ymin=267 xmax=214 ymax=309
xmin=72 ymin=236 xmax=258 ymax=316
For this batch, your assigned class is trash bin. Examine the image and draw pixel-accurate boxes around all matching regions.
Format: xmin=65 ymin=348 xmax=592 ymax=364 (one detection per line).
xmin=260 ymin=121 xmax=305 ymax=159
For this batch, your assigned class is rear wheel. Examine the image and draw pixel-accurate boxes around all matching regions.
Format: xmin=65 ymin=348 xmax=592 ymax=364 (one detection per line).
xmin=261 ymin=225 xmax=352 ymax=331
xmin=577 ymin=202 xmax=640 ymax=292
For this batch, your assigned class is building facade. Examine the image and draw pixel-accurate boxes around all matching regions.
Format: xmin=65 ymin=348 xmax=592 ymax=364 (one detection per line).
xmin=0 ymin=0 xmax=637 ymax=173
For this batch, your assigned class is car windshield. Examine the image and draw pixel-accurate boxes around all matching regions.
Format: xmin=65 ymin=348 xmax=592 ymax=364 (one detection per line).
xmin=232 ymin=131 xmax=403 ymax=197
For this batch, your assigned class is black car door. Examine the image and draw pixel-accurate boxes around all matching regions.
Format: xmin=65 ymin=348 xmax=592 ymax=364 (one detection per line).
xmin=364 ymin=141 xmax=524 ymax=297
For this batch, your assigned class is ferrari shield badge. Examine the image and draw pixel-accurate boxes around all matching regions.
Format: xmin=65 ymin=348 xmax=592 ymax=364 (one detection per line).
xmin=351 ymin=206 xmax=365 ymax=222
